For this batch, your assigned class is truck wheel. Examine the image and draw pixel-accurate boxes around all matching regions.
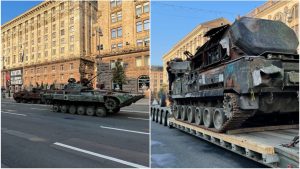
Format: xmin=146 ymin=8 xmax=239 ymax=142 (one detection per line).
xmin=203 ymin=108 xmax=213 ymax=128
xmin=69 ymin=105 xmax=77 ymax=114
xmin=187 ymin=106 xmax=195 ymax=123
xmin=174 ymin=105 xmax=181 ymax=119
xmin=195 ymin=107 xmax=203 ymax=125
xmin=53 ymin=104 xmax=60 ymax=112
xmin=181 ymin=105 xmax=187 ymax=121
xmin=96 ymin=107 xmax=107 ymax=117
xmin=213 ymin=108 xmax=225 ymax=130
xmin=61 ymin=105 xmax=69 ymax=113
xmin=86 ymin=107 xmax=95 ymax=116
xmin=77 ymin=106 xmax=86 ymax=115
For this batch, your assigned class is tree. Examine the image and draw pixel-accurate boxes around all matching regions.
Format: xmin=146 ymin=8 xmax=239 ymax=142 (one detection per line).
xmin=112 ymin=61 xmax=126 ymax=91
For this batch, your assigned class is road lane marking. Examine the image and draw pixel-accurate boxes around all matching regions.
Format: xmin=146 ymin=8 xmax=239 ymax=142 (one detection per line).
xmin=31 ymin=108 xmax=48 ymax=111
xmin=1 ymin=102 xmax=48 ymax=107
xmin=120 ymin=109 xmax=149 ymax=114
xmin=100 ymin=126 xmax=149 ymax=135
xmin=2 ymin=128 xmax=46 ymax=142
xmin=3 ymin=109 xmax=16 ymax=112
xmin=128 ymin=117 xmax=149 ymax=121
xmin=1 ymin=112 xmax=27 ymax=116
xmin=53 ymin=142 xmax=148 ymax=168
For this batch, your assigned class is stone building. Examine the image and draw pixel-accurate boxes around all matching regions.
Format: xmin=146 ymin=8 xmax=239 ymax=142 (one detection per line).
xmin=247 ymin=0 xmax=298 ymax=38
xmin=150 ymin=66 xmax=163 ymax=99
xmin=1 ymin=1 xmax=98 ymax=92
xmin=93 ymin=0 xmax=150 ymax=94
xmin=162 ymin=18 xmax=230 ymax=83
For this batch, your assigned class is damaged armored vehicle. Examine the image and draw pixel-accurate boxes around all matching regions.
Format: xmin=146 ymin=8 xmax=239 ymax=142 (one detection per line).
xmin=169 ymin=17 xmax=299 ymax=132
xmin=44 ymin=78 xmax=144 ymax=117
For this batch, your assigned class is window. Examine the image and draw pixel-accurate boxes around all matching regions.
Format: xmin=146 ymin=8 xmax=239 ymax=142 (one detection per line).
xmin=110 ymin=0 xmax=116 ymax=8
xmin=70 ymin=26 xmax=74 ymax=32
xmin=52 ymin=49 xmax=56 ymax=55
xmin=117 ymin=43 xmax=122 ymax=48
xmin=144 ymin=55 xmax=149 ymax=66
xmin=144 ymin=19 xmax=149 ymax=30
xmin=116 ymin=0 xmax=121 ymax=6
xmin=45 ymin=27 xmax=48 ymax=33
xmin=61 ymin=21 xmax=64 ymax=27
xmin=144 ymin=37 xmax=150 ymax=47
xmin=70 ymin=63 xmax=73 ymax=70
xmin=61 ymin=38 xmax=65 ymax=44
xmin=60 ymin=3 xmax=64 ymax=10
xmin=110 ymin=60 xmax=116 ymax=69
xmin=111 ymin=44 xmax=116 ymax=50
xmin=70 ymin=17 xmax=74 ymax=24
xmin=117 ymin=11 xmax=122 ymax=21
xmin=52 ymin=17 xmax=55 ymax=22
xmin=60 ymin=64 xmax=64 ymax=70
xmin=111 ymin=29 xmax=116 ymax=38
xmin=137 ymin=39 xmax=143 ymax=47
xmin=143 ymin=3 xmax=149 ymax=13
xmin=44 ymin=51 xmax=48 ymax=57
xmin=52 ymin=41 xmax=56 ymax=46
xmin=60 ymin=47 xmax=65 ymax=53
xmin=138 ymin=75 xmax=150 ymax=92
xmin=51 ymin=7 xmax=55 ymax=14
xmin=117 ymin=27 xmax=122 ymax=37
xmin=136 ymin=21 xmax=142 ymax=32
xmin=52 ymin=24 xmax=56 ymax=30
xmin=61 ymin=74 xmax=64 ymax=80
xmin=52 ymin=66 xmax=55 ymax=71
xmin=135 ymin=56 xmax=142 ymax=67
xmin=136 ymin=5 xmax=142 ymax=16
xmin=61 ymin=29 xmax=65 ymax=36
xmin=44 ymin=43 xmax=48 ymax=49
xmin=111 ymin=14 xmax=116 ymax=23
xmin=70 ymin=35 xmax=74 ymax=42
xmin=44 ymin=35 xmax=48 ymax=41
xmin=70 ymin=44 xmax=74 ymax=51
xmin=38 ymin=37 xmax=41 ymax=43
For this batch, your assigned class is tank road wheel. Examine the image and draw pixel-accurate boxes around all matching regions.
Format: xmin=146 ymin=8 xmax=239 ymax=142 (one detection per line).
xmin=69 ymin=105 xmax=77 ymax=114
xmin=187 ymin=106 xmax=195 ymax=123
xmin=223 ymin=93 xmax=235 ymax=119
xmin=21 ymin=99 xmax=27 ymax=103
xmin=203 ymin=108 xmax=213 ymax=128
xmin=96 ymin=107 xmax=107 ymax=117
xmin=61 ymin=105 xmax=69 ymax=113
xmin=86 ymin=107 xmax=95 ymax=116
xmin=195 ymin=107 xmax=203 ymax=125
xmin=53 ymin=104 xmax=60 ymax=112
xmin=180 ymin=105 xmax=187 ymax=121
xmin=105 ymin=98 xmax=118 ymax=113
xmin=173 ymin=105 xmax=181 ymax=119
xmin=213 ymin=108 xmax=226 ymax=130
xmin=77 ymin=106 xmax=86 ymax=115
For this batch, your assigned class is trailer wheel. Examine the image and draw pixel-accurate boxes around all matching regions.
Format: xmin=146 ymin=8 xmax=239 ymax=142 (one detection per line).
xmin=61 ymin=105 xmax=69 ymax=113
xmin=96 ymin=107 xmax=107 ymax=117
xmin=77 ymin=106 xmax=86 ymax=115
xmin=174 ymin=105 xmax=180 ymax=119
xmin=69 ymin=105 xmax=77 ymax=114
xmin=203 ymin=108 xmax=213 ymax=128
xmin=213 ymin=108 xmax=225 ymax=130
xmin=86 ymin=107 xmax=95 ymax=116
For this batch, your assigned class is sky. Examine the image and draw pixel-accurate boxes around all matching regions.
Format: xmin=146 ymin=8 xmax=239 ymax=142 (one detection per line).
xmin=1 ymin=1 xmax=43 ymax=25
xmin=151 ymin=1 xmax=266 ymax=66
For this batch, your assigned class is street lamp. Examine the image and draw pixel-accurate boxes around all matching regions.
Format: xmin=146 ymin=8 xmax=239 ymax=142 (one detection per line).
xmin=95 ymin=27 xmax=103 ymax=88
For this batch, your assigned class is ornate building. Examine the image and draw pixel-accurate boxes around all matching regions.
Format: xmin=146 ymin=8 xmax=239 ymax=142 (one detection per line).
xmin=93 ymin=0 xmax=150 ymax=95
xmin=247 ymin=0 xmax=298 ymax=38
xmin=1 ymin=1 xmax=98 ymax=92
xmin=162 ymin=18 xmax=230 ymax=83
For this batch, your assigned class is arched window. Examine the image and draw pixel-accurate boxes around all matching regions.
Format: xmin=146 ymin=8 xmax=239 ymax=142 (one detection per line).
xmin=137 ymin=75 xmax=149 ymax=92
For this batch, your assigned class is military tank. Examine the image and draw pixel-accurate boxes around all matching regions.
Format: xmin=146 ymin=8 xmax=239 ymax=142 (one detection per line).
xmin=168 ymin=17 xmax=299 ymax=132
xmin=44 ymin=78 xmax=144 ymax=117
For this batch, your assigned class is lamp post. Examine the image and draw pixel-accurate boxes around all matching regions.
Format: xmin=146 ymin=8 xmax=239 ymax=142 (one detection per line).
xmin=96 ymin=27 xmax=103 ymax=88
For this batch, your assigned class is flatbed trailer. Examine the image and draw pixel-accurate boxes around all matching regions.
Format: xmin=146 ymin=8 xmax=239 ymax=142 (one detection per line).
xmin=151 ymin=105 xmax=299 ymax=168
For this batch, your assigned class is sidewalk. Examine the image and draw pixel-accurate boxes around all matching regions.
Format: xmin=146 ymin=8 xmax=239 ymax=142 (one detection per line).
xmin=132 ymin=98 xmax=149 ymax=106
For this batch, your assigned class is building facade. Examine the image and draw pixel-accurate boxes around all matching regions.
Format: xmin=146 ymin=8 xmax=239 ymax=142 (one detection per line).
xmin=1 ymin=1 xmax=98 ymax=92
xmin=162 ymin=18 xmax=230 ymax=83
xmin=150 ymin=66 xmax=163 ymax=99
xmin=247 ymin=0 xmax=298 ymax=38
xmin=93 ymin=0 xmax=150 ymax=95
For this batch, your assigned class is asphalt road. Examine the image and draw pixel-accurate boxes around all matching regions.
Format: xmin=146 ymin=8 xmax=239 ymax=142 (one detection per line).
xmin=151 ymin=122 xmax=267 ymax=168
xmin=1 ymin=98 xmax=150 ymax=168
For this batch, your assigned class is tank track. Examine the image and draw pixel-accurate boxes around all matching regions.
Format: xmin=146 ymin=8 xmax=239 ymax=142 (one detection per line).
xmin=174 ymin=93 xmax=255 ymax=133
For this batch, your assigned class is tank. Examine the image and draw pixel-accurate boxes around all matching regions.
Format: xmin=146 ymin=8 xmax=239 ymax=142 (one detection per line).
xmin=13 ymin=88 xmax=47 ymax=104
xmin=44 ymin=78 xmax=144 ymax=117
xmin=168 ymin=17 xmax=299 ymax=132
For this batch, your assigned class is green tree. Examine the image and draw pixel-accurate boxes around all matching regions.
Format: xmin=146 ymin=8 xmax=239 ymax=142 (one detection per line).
xmin=112 ymin=61 xmax=126 ymax=91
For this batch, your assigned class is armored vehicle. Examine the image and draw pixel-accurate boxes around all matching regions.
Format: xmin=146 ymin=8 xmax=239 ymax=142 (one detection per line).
xmin=13 ymin=88 xmax=46 ymax=104
xmin=45 ymin=78 xmax=144 ymax=117
xmin=169 ymin=17 xmax=299 ymax=132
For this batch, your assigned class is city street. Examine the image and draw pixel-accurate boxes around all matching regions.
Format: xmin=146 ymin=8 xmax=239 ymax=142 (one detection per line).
xmin=1 ymin=98 xmax=150 ymax=168
xmin=151 ymin=122 xmax=267 ymax=168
